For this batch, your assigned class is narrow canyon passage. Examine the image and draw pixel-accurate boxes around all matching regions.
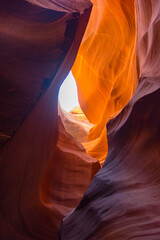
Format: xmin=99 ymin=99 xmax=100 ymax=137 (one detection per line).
xmin=0 ymin=0 xmax=160 ymax=240
xmin=58 ymin=71 xmax=107 ymax=165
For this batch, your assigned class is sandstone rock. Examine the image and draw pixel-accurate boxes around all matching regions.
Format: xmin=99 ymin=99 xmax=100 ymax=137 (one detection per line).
xmin=0 ymin=1 xmax=96 ymax=239
xmin=60 ymin=1 xmax=160 ymax=239
xmin=71 ymin=0 xmax=137 ymax=162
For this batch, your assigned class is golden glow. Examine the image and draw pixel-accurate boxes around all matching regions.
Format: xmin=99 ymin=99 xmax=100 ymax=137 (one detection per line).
xmin=72 ymin=0 xmax=137 ymax=163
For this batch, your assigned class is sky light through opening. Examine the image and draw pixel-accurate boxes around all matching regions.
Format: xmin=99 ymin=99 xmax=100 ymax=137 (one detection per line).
xmin=59 ymin=71 xmax=80 ymax=112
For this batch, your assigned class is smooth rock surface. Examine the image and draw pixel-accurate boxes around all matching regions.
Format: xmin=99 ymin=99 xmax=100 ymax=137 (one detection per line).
xmin=60 ymin=1 xmax=160 ymax=239
xmin=0 ymin=1 xmax=99 ymax=239
xmin=72 ymin=0 xmax=137 ymax=163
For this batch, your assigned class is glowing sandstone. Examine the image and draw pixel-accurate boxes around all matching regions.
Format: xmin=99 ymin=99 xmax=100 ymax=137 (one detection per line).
xmin=0 ymin=0 xmax=160 ymax=239
xmin=60 ymin=0 xmax=160 ymax=239
xmin=59 ymin=106 xmax=93 ymax=143
xmin=72 ymin=0 xmax=137 ymax=163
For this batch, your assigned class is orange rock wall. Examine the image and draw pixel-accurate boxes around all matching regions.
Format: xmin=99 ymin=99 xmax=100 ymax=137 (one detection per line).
xmin=1 ymin=0 xmax=160 ymax=239
xmin=60 ymin=0 xmax=160 ymax=239
xmin=72 ymin=0 xmax=138 ymax=162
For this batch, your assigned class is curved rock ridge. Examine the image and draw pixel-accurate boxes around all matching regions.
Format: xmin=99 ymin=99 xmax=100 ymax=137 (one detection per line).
xmin=0 ymin=0 xmax=72 ymax=148
xmin=60 ymin=77 xmax=160 ymax=240
xmin=27 ymin=0 xmax=92 ymax=13
xmin=0 ymin=0 xmax=91 ymax=149
xmin=135 ymin=0 xmax=160 ymax=77
xmin=72 ymin=0 xmax=137 ymax=163
xmin=40 ymin=118 xmax=100 ymax=235
xmin=59 ymin=106 xmax=107 ymax=166
xmin=60 ymin=0 xmax=160 ymax=239
xmin=59 ymin=105 xmax=107 ymax=166
xmin=0 ymin=1 xmax=97 ymax=239
xmin=59 ymin=105 xmax=93 ymax=144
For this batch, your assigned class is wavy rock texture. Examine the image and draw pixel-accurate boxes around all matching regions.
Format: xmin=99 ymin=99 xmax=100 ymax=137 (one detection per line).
xmin=60 ymin=0 xmax=160 ymax=239
xmin=0 ymin=1 xmax=101 ymax=240
xmin=59 ymin=106 xmax=107 ymax=165
xmin=72 ymin=0 xmax=137 ymax=163
xmin=59 ymin=105 xmax=93 ymax=144
xmin=40 ymin=118 xmax=100 ymax=233
xmin=1 ymin=0 xmax=160 ymax=239
xmin=59 ymin=106 xmax=107 ymax=166
xmin=0 ymin=0 xmax=89 ymax=149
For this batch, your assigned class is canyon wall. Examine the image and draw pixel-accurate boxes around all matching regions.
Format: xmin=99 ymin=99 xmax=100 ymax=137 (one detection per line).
xmin=0 ymin=1 xmax=100 ymax=239
xmin=72 ymin=0 xmax=137 ymax=163
xmin=0 ymin=0 xmax=160 ymax=239
xmin=60 ymin=0 xmax=160 ymax=239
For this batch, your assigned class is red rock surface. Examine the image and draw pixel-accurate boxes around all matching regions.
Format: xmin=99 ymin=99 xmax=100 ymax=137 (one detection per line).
xmin=60 ymin=1 xmax=160 ymax=239
xmin=1 ymin=0 xmax=160 ymax=239
xmin=59 ymin=105 xmax=93 ymax=143
xmin=0 ymin=0 xmax=90 ymax=149
xmin=59 ymin=106 xmax=107 ymax=166
xmin=71 ymin=0 xmax=137 ymax=164
xmin=0 ymin=1 xmax=101 ymax=240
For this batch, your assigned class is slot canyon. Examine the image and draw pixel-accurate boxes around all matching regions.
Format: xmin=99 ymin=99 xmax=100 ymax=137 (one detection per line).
xmin=0 ymin=0 xmax=160 ymax=239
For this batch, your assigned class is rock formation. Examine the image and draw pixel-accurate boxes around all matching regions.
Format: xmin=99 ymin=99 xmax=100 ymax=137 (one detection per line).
xmin=0 ymin=1 xmax=101 ymax=239
xmin=72 ymin=0 xmax=137 ymax=163
xmin=0 ymin=0 xmax=160 ymax=239
xmin=60 ymin=0 xmax=160 ymax=239
xmin=59 ymin=105 xmax=93 ymax=144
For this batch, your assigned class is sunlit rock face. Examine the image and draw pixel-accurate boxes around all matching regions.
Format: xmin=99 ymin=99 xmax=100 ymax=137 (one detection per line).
xmin=72 ymin=0 xmax=137 ymax=163
xmin=60 ymin=1 xmax=160 ymax=239
xmin=0 ymin=1 xmax=101 ymax=239
xmin=1 ymin=0 xmax=160 ymax=239
xmin=59 ymin=106 xmax=108 ymax=165
xmin=59 ymin=106 xmax=93 ymax=143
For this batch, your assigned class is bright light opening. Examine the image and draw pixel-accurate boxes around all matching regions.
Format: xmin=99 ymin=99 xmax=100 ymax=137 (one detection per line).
xmin=59 ymin=71 xmax=80 ymax=112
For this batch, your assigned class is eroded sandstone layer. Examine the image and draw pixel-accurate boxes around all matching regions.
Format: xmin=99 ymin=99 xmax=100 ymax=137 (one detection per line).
xmin=60 ymin=0 xmax=160 ymax=239
xmin=1 ymin=0 xmax=160 ymax=239
xmin=72 ymin=0 xmax=137 ymax=163
xmin=0 ymin=1 xmax=101 ymax=239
